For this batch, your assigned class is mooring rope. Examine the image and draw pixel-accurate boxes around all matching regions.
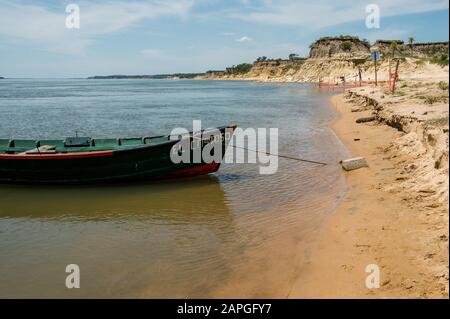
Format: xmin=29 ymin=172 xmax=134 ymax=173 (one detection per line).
xmin=231 ymin=145 xmax=328 ymax=166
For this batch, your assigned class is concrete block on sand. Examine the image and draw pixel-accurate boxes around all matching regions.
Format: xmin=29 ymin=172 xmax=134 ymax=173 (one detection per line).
xmin=340 ymin=157 xmax=369 ymax=171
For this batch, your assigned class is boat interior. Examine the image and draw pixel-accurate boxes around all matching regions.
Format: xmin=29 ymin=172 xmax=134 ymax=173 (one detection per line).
xmin=0 ymin=135 xmax=171 ymax=155
xmin=0 ymin=126 xmax=231 ymax=155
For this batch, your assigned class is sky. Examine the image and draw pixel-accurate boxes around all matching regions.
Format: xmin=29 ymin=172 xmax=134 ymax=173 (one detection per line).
xmin=0 ymin=0 xmax=448 ymax=78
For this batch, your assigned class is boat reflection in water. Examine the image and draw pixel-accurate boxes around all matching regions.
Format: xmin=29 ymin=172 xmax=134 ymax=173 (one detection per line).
xmin=0 ymin=175 xmax=236 ymax=298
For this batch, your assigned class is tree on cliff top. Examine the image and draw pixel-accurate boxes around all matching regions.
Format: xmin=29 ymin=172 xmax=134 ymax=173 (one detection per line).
xmin=408 ymin=36 xmax=415 ymax=56
xmin=288 ymin=53 xmax=299 ymax=60
xmin=390 ymin=41 xmax=398 ymax=57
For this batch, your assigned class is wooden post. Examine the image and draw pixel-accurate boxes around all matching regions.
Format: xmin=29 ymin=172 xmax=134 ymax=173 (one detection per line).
xmin=392 ymin=59 xmax=400 ymax=93
xmin=358 ymin=67 xmax=362 ymax=86
xmin=374 ymin=59 xmax=378 ymax=86
xmin=371 ymin=50 xmax=380 ymax=86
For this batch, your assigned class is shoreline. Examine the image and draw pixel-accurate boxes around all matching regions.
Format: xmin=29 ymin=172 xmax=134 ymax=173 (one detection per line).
xmin=288 ymin=90 xmax=448 ymax=298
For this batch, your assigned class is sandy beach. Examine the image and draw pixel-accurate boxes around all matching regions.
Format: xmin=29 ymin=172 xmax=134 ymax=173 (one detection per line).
xmin=289 ymin=77 xmax=449 ymax=298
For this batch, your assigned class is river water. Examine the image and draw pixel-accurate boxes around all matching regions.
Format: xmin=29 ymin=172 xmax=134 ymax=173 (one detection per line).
xmin=0 ymin=79 xmax=349 ymax=297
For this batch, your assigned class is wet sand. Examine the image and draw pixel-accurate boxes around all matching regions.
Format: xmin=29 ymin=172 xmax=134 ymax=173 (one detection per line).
xmin=289 ymin=94 xmax=448 ymax=298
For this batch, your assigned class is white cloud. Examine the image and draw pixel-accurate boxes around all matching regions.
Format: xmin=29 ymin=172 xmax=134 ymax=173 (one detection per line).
xmin=231 ymin=0 xmax=449 ymax=28
xmin=79 ymin=0 xmax=192 ymax=34
xmin=0 ymin=0 xmax=193 ymax=55
xmin=1 ymin=0 xmax=447 ymax=77
xmin=236 ymin=36 xmax=253 ymax=42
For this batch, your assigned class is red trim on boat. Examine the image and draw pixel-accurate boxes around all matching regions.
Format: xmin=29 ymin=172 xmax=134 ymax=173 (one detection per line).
xmin=162 ymin=162 xmax=221 ymax=178
xmin=0 ymin=150 xmax=114 ymax=160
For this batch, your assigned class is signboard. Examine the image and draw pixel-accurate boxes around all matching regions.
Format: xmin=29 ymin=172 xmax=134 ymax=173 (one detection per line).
xmin=371 ymin=51 xmax=381 ymax=61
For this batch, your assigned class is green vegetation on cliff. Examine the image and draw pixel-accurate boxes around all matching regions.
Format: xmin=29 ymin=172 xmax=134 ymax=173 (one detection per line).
xmin=311 ymin=35 xmax=370 ymax=48
xmin=225 ymin=63 xmax=253 ymax=74
xmin=340 ymin=41 xmax=353 ymax=51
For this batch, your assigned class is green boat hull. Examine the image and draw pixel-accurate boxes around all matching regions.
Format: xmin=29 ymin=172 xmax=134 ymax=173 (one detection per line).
xmin=0 ymin=126 xmax=235 ymax=184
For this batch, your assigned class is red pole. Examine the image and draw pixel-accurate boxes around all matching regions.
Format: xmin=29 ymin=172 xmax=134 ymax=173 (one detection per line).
xmin=392 ymin=60 xmax=400 ymax=93
xmin=388 ymin=59 xmax=392 ymax=91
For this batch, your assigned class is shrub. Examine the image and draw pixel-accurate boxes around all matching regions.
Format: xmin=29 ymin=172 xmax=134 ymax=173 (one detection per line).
xmin=430 ymin=54 xmax=449 ymax=66
xmin=414 ymin=59 xmax=426 ymax=65
xmin=438 ymin=81 xmax=449 ymax=91
xmin=419 ymin=95 xmax=448 ymax=104
xmin=227 ymin=63 xmax=253 ymax=74
xmin=425 ymin=96 xmax=438 ymax=104
xmin=340 ymin=41 xmax=352 ymax=52
xmin=236 ymin=63 xmax=252 ymax=73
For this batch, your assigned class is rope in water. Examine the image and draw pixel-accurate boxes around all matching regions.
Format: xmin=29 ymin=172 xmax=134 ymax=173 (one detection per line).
xmin=231 ymin=145 xmax=328 ymax=166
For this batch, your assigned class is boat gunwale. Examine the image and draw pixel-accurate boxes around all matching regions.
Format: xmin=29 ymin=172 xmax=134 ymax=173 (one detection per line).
xmin=0 ymin=150 xmax=114 ymax=160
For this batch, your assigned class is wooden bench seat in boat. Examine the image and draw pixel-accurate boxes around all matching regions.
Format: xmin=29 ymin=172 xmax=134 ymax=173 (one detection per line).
xmin=64 ymin=137 xmax=91 ymax=147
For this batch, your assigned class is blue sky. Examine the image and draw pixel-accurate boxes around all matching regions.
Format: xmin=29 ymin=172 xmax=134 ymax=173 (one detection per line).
xmin=0 ymin=0 xmax=448 ymax=78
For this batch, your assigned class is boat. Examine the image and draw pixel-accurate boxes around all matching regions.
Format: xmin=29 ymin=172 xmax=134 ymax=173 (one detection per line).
xmin=0 ymin=124 xmax=237 ymax=184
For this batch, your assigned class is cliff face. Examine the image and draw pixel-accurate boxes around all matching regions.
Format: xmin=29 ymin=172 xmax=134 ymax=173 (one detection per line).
xmin=309 ymin=36 xmax=370 ymax=59
xmin=201 ymin=57 xmax=448 ymax=84
xmin=202 ymin=70 xmax=225 ymax=79
xmin=412 ymin=42 xmax=449 ymax=58
xmin=372 ymin=40 xmax=449 ymax=59
xmin=244 ymin=60 xmax=305 ymax=79
xmin=202 ymin=59 xmax=306 ymax=81
xmin=199 ymin=36 xmax=448 ymax=83
xmin=290 ymin=58 xmax=370 ymax=82
xmin=372 ymin=40 xmax=406 ymax=57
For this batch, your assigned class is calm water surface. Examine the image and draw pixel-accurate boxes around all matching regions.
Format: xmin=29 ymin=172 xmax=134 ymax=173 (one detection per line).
xmin=0 ymin=79 xmax=349 ymax=297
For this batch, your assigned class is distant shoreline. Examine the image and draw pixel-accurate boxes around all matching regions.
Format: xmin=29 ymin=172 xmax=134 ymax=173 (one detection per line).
xmin=4 ymin=36 xmax=448 ymax=81
xmin=87 ymin=73 xmax=204 ymax=80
